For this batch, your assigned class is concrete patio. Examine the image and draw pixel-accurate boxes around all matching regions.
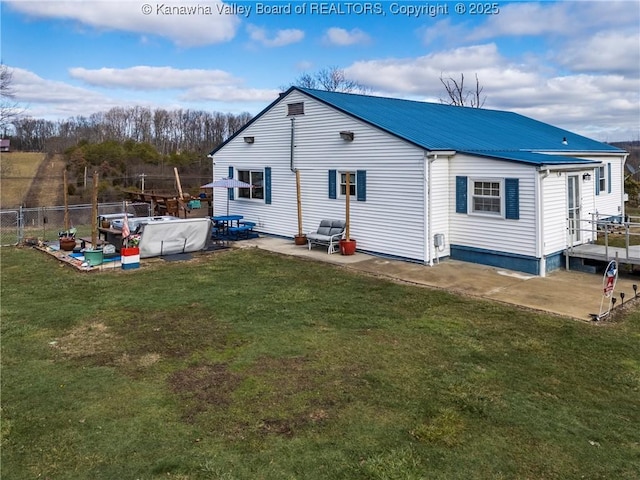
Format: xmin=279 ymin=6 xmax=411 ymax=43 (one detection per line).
xmin=235 ymin=236 xmax=640 ymax=322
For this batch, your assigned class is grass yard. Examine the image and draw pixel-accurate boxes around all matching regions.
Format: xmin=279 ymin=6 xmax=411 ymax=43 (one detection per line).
xmin=0 ymin=152 xmax=46 ymax=208
xmin=1 ymin=247 xmax=639 ymax=479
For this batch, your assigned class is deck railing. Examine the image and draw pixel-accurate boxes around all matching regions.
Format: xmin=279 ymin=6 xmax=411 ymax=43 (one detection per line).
xmin=567 ymin=213 xmax=640 ymax=265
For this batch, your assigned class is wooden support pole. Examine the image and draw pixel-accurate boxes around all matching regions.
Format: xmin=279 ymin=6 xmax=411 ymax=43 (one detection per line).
xmin=63 ymin=169 xmax=70 ymax=231
xmin=91 ymin=172 xmax=98 ymax=248
xmin=296 ymin=169 xmax=303 ymax=236
xmin=174 ymin=167 xmax=184 ymax=199
xmin=345 ymin=171 xmax=351 ymax=240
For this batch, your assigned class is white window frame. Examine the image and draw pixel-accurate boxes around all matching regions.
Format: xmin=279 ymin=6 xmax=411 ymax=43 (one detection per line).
xmin=470 ymin=178 xmax=504 ymax=217
xmin=598 ymin=165 xmax=607 ymax=194
xmin=339 ymin=171 xmax=357 ymax=198
xmin=236 ymin=169 xmax=264 ymax=201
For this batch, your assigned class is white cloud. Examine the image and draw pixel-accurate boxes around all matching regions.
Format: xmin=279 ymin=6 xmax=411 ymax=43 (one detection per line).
xmin=179 ymin=85 xmax=280 ymax=102
xmin=246 ymin=25 xmax=304 ymax=47
xmin=468 ymin=1 xmax=635 ymax=40
xmin=557 ymin=30 xmax=640 ymax=76
xmin=69 ymin=66 xmax=238 ymax=89
xmin=6 ymin=0 xmax=240 ymax=47
xmin=345 ymin=44 xmax=639 ymax=141
xmin=10 ymin=67 xmax=124 ymax=118
xmin=346 ymin=44 xmax=505 ymax=94
xmin=9 ymin=66 xmax=279 ymax=120
xmin=323 ymin=27 xmax=370 ymax=46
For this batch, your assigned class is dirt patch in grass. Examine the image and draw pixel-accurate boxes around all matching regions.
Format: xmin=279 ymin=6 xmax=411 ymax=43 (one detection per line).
xmin=51 ymin=322 xmax=118 ymax=362
xmin=170 ymin=354 xmax=362 ymax=439
xmin=112 ymin=306 xmax=232 ymax=359
xmin=169 ymin=362 xmax=241 ymax=421
xmin=51 ymin=306 xmax=234 ymax=374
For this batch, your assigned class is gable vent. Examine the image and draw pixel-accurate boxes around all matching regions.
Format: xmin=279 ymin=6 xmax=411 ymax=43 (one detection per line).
xmin=287 ymin=102 xmax=304 ymax=116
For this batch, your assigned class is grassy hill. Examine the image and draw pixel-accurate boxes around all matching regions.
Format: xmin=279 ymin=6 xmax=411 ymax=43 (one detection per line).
xmin=0 ymin=152 xmax=69 ymax=209
xmin=0 ymin=152 xmax=49 ymax=209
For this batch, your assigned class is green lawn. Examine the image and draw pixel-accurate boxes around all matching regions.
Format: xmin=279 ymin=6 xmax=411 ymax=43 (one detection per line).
xmin=1 ymin=247 xmax=639 ymax=479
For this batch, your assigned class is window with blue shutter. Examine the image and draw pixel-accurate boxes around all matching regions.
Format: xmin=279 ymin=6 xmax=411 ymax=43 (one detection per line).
xmin=455 ymin=176 xmax=467 ymax=214
xmin=329 ymin=170 xmax=337 ymax=199
xmin=265 ymin=167 xmax=271 ymax=204
xmin=607 ymin=163 xmax=612 ymax=193
xmin=356 ymin=170 xmax=366 ymax=201
xmin=596 ymin=167 xmax=601 ymax=195
xmin=505 ymin=178 xmax=520 ymax=220
xmin=228 ymin=166 xmax=234 ymax=201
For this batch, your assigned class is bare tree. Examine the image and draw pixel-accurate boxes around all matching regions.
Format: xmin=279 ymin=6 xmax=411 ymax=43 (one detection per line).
xmin=439 ymin=73 xmax=486 ymax=108
xmin=1 ymin=64 xmax=24 ymax=131
xmin=289 ymin=66 xmax=369 ymax=93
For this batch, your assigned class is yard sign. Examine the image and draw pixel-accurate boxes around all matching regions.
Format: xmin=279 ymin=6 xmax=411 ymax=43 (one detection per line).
xmin=594 ymin=260 xmax=618 ymax=320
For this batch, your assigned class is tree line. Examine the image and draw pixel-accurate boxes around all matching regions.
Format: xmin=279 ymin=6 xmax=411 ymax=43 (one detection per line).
xmin=10 ymin=106 xmax=253 ymax=155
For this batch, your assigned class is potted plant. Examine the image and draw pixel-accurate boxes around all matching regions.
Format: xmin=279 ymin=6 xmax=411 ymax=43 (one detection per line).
xmin=58 ymin=228 xmax=77 ymax=251
xmin=340 ymin=171 xmax=356 ymax=255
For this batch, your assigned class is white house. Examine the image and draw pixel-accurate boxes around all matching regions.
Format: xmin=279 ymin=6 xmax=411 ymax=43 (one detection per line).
xmin=209 ymin=87 xmax=628 ymax=276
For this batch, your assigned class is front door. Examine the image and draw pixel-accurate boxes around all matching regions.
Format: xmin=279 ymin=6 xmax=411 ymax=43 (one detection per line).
xmin=568 ymin=175 xmax=581 ymax=244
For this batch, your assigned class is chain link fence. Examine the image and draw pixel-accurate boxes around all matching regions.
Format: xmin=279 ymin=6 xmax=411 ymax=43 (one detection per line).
xmin=0 ymin=202 xmax=151 ymax=246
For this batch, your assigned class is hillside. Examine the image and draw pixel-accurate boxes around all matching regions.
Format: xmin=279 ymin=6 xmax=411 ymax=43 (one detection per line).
xmin=23 ymin=153 xmax=66 ymax=208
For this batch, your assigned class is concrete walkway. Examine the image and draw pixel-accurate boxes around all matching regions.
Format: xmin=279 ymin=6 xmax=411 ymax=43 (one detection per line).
xmin=235 ymin=236 xmax=640 ymax=321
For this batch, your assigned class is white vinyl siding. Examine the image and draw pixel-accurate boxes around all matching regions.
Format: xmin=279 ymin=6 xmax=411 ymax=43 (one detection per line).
xmin=592 ymin=157 xmax=625 ymax=217
xmin=212 ymin=90 xmax=428 ymax=262
xmin=449 ymin=155 xmax=536 ymax=257
xmin=541 ymin=173 xmax=568 ymax=255
xmin=429 ymin=157 xmax=451 ymax=260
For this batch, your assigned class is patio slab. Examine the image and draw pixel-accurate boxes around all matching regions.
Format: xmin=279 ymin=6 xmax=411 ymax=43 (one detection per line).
xmin=235 ymin=236 xmax=640 ymax=321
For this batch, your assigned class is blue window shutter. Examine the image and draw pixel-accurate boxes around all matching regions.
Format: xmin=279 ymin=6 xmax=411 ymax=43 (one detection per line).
xmin=607 ymin=163 xmax=612 ymax=193
xmin=505 ymin=178 xmax=520 ymax=220
xmin=228 ymin=166 xmax=234 ymax=201
xmin=329 ymin=170 xmax=337 ymax=199
xmin=265 ymin=167 xmax=272 ymax=204
xmin=356 ymin=170 xmax=366 ymax=201
xmin=455 ymin=176 xmax=467 ymax=214
xmin=595 ymin=168 xmax=600 ymax=196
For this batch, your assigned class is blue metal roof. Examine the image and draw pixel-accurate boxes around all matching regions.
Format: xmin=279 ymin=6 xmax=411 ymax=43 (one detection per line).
xmin=298 ymin=87 xmax=624 ymax=164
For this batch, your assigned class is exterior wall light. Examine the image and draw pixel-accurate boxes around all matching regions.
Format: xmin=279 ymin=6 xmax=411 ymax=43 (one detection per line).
xmin=244 ymin=136 xmax=255 ymax=144
xmin=339 ymin=131 xmax=354 ymax=141
xmin=583 ymin=172 xmax=591 ymax=181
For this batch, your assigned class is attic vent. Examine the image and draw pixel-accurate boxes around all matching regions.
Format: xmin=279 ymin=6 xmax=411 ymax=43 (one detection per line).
xmin=287 ymin=102 xmax=304 ymax=116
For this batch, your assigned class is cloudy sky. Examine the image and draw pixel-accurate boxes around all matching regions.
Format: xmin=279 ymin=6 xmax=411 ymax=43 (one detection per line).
xmin=3 ymin=0 xmax=639 ymax=142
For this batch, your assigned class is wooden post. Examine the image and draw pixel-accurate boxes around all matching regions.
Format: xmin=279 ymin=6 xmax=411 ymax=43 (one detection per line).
xmin=63 ymin=169 xmax=70 ymax=232
xmin=174 ymin=167 xmax=184 ymax=199
xmin=91 ymin=172 xmax=98 ymax=248
xmin=345 ymin=171 xmax=351 ymax=240
xmin=296 ymin=169 xmax=303 ymax=236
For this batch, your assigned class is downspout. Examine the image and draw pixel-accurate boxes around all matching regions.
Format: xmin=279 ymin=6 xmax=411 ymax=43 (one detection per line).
xmin=207 ymin=154 xmax=215 ymax=217
xmin=425 ymin=154 xmax=432 ymax=266
xmin=537 ymin=168 xmax=550 ymax=277
xmin=290 ymin=117 xmax=296 ymax=172
xmin=425 ymin=153 xmax=439 ymax=266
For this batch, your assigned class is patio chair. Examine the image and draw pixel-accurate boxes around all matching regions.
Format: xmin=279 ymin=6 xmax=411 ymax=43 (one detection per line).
xmin=307 ymin=219 xmax=346 ymax=254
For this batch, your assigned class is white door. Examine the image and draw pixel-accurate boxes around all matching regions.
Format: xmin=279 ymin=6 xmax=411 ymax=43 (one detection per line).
xmin=567 ymin=175 xmax=581 ymax=244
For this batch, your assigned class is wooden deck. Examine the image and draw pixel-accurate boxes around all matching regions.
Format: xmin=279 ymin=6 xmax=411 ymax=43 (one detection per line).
xmin=565 ymin=243 xmax=640 ymax=266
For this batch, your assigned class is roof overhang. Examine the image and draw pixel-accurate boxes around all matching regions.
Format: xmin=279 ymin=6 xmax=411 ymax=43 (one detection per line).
xmin=537 ymin=163 xmax=601 ymax=172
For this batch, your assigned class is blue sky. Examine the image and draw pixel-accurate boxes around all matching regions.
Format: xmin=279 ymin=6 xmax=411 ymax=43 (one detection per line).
xmin=2 ymin=0 xmax=639 ymax=141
